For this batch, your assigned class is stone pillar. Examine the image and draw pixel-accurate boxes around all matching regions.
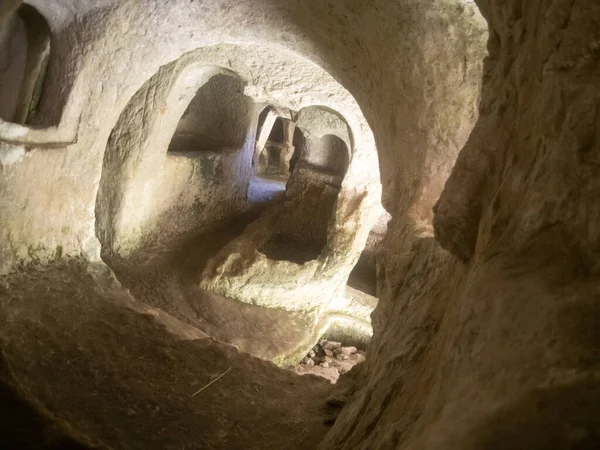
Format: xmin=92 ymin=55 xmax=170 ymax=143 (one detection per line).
xmin=254 ymin=111 xmax=278 ymax=171
xmin=281 ymin=119 xmax=296 ymax=173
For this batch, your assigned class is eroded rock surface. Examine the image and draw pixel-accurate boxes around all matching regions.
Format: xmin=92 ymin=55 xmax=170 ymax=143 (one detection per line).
xmin=321 ymin=1 xmax=600 ymax=449
xmin=0 ymin=0 xmax=598 ymax=449
xmin=0 ymin=261 xmax=335 ymax=449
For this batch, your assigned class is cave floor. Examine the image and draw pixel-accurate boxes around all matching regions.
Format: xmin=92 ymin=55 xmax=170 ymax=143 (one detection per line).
xmin=104 ymin=211 xmax=317 ymax=361
xmin=0 ymin=175 xmax=370 ymax=448
xmin=0 ymin=260 xmax=339 ymax=449
xmin=103 ymin=204 xmax=375 ymax=361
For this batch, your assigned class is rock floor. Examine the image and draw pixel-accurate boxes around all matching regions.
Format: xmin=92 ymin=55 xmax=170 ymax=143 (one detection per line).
xmin=104 ymin=212 xmax=316 ymax=362
xmin=0 ymin=260 xmax=342 ymax=449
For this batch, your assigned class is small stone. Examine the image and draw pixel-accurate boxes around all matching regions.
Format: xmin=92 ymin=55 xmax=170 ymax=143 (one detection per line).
xmin=336 ymin=354 xmax=349 ymax=361
xmin=320 ymin=362 xmax=330 ymax=368
xmin=324 ymin=349 xmax=334 ymax=357
xmin=323 ymin=341 xmax=342 ymax=351
xmin=319 ymin=340 xmax=328 ymax=347
xmin=308 ymin=350 xmax=316 ymax=358
xmin=302 ymin=357 xmax=314 ymax=366
xmin=334 ymin=346 xmax=358 ymax=356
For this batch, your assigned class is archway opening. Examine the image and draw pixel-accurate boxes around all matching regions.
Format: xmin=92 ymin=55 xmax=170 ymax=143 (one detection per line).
xmin=253 ymin=107 xmax=297 ymax=179
xmin=95 ymin=47 xmax=382 ymax=387
xmin=257 ymin=125 xmax=350 ymax=264
xmin=168 ymin=73 xmax=249 ymax=153
xmin=0 ymin=4 xmax=50 ymax=124
xmin=96 ymin=66 xmax=254 ymax=256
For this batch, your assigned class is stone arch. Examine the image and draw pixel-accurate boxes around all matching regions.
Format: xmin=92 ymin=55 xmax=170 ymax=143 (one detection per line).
xmin=290 ymin=105 xmax=354 ymax=184
xmin=88 ymin=42 xmax=382 ymax=325
xmin=294 ymin=105 xmax=354 ymax=155
xmin=0 ymin=3 xmax=50 ymax=124
xmin=94 ymin=44 xmax=381 ymax=262
xmin=95 ymin=61 xmax=254 ymax=256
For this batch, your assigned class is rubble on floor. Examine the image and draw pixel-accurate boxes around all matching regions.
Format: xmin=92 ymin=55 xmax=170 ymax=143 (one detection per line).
xmin=294 ymin=339 xmax=366 ymax=384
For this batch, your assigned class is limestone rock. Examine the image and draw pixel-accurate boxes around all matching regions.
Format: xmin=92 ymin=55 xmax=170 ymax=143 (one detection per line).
xmin=322 ymin=341 xmax=342 ymax=351
xmin=334 ymin=346 xmax=357 ymax=356
xmin=302 ymin=357 xmax=314 ymax=367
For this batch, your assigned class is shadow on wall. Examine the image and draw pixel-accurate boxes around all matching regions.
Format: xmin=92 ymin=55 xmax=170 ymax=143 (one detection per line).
xmin=168 ymin=74 xmax=249 ymax=153
xmin=309 ymin=134 xmax=349 ymax=176
xmin=95 ymin=60 xmax=254 ymax=257
xmin=0 ymin=3 xmax=50 ymax=124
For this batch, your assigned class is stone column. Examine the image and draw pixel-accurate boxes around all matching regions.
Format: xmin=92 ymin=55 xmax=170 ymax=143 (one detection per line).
xmin=281 ymin=119 xmax=296 ymax=173
xmin=254 ymin=110 xmax=278 ymax=171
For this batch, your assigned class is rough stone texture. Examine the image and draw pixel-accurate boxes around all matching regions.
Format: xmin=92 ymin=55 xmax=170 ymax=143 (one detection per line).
xmin=200 ymin=92 xmax=381 ymax=356
xmin=102 ymin=212 xmax=326 ymax=365
xmin=348 ymin=210 xmax=392 ymax=296
xmin=0 ymin=9 xmax=28 ymax=122
xmin=3 ymin=1 xmax=597 ymax=450
xmin=169 ymin=74 xmax=251 ymax=152
xmin=295 ymin=339 xmax=366 ymax=384
xmin=321 ymin=1 xmax=600 ymax=449
xmin=0 ymin=260 xmax=335 ymax=449
xmin=0 ymin=3 xmax=382 ymax=273
xmin=95 ymin=62 xmax=255 ymax=256
xmin=294 ymin=106 xmax=352 ymax=174
xmin=258 ymin=170 xmax=339 ymax=263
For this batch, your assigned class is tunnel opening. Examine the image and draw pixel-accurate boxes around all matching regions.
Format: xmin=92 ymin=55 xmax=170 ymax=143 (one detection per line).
xmin=95 ymin=65 xmax=254 ymax=257
xmin=93 ymin=48 xmax=381 ymax=384
xmin=0 ymin=3 xmax=50 ymax=124
xmin=347 ymin=210 xmax=392 ymax=296
xmin=247 ymin=106 xmax=291 ymax=208
xmin=257 ymin=116 xmax=351 ymax=264
xmin=255 ymin=116 xmax=296 ymax=178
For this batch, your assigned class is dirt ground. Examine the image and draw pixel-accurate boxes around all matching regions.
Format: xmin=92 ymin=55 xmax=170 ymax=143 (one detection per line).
xmin=0 ymin=260 xmax=346 ymax=449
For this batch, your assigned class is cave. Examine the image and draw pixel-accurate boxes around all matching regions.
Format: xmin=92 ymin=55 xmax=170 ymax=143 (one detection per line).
xmin=1 ymin=1 xmax=599 ymax=449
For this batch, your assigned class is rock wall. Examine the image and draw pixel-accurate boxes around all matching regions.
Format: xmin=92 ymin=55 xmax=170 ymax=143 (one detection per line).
xmin=321 ymin=1 xmax=600 ymax=449
xmin=170 ymin=74 xmax=251 ymax=152
xmin=8 ymin=2 xmax=593 ymax=448
xmin=0 ymin=7 xmax=379 ymax=273
xmin=259 ymin=169 xmax=341 ymax=263
xmin=95 ymin=63 xmax=254 ymax=256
